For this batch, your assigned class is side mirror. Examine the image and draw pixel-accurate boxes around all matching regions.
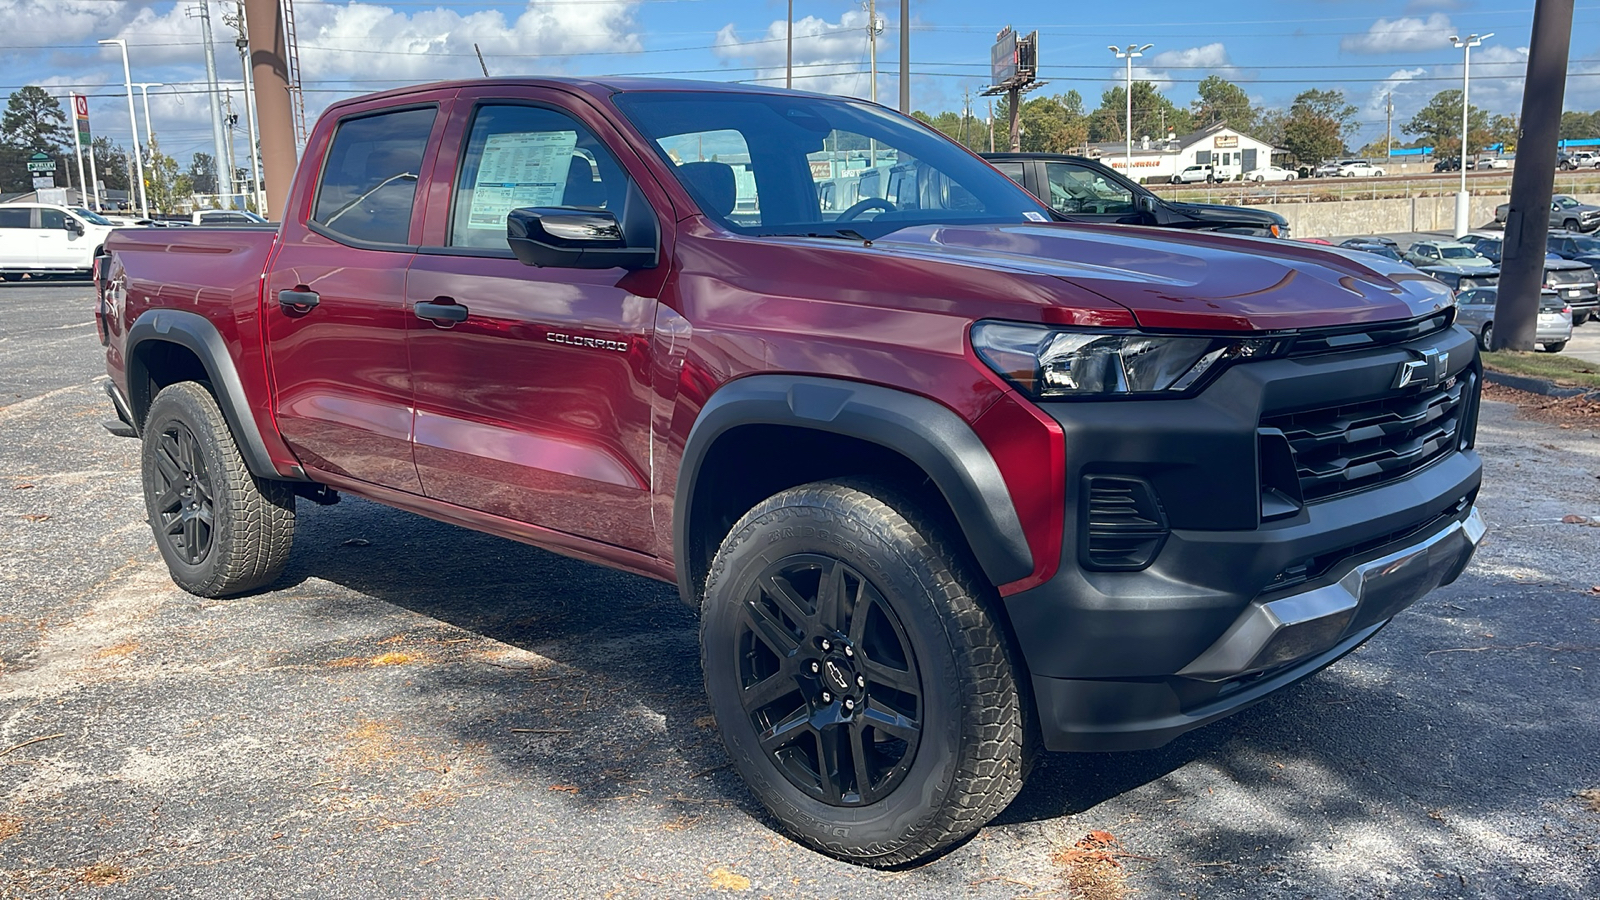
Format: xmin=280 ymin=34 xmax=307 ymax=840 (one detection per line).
xmin=66 ymin=217 xmax=85 ymax=235
xmin=507 ymin=180 xmax=659 ymax=271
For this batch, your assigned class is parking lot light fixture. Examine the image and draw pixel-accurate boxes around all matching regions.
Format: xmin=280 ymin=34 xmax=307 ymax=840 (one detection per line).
xmin=99 ymin=38 xmax=148 ymax=219
xmin=1110 ymin=44 xmax=1153 ymax=179
xmin=1450 ymin=32 xmax=1493 ymax=237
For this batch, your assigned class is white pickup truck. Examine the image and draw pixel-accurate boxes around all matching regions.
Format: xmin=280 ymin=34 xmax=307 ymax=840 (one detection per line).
xmin=0 ymin=203 xmax=120 ymax=279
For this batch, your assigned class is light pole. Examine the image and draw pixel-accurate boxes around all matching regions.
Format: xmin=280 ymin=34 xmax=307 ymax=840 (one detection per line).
xmin=1449 ymin=32 xmax=1493 ymax=237
xmin=132 ymin=82 xmax=161 ymax=151
xmin=1110 ymin=44 xmax=1153 ymax=179
xmin=99 ymin=38 xmax=148 ymax=218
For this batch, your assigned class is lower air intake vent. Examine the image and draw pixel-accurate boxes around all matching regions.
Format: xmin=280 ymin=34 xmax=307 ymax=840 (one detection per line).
xmin=1081 ymin=475 xmax=1169 ymax=571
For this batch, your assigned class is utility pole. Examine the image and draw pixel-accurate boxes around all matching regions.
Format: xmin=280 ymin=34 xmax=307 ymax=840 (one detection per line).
xmin=190 ymin=0 xmax=236 ymax=208
xmin=899 ymin=0 xmax=909 ymax=113
xmin=223 ymin=90 xmax=239 ymax=199
xmin=867 ymin=0 xmax=879 ymax=104
xmin=1493 ymin=0 xmax=1572 ymax=350
xmin=230 ymin=1 xmax=264 ymax=211
xmin=243 ymin=0 xmax=295 ymax=218
xmin=1385 ymin=92 xmax=1394 ymax=161
xmin=988 ymin=99 xmax=994 ymax=153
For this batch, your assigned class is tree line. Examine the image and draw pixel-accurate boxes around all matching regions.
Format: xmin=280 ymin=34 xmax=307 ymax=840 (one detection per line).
xmin=1 ymin=86 xmax=224 ymax=206
xmin=915 ymin=76 xmax=1600 ymax=164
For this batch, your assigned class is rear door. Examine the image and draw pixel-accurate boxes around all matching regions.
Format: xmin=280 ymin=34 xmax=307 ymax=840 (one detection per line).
xmin=265 ymin=97 xmax=450 ymax=491
xmin=0 ymin=206 xmax=34 ymax=268
xmin=404 ymin=87 xmax=666 ymax=552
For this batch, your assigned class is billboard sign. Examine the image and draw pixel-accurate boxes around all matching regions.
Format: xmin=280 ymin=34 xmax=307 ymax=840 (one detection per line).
xmin=27 ymin=152 xmax=55 ymax=173
xmin=991 ymin=27 xmax=1018 ymax=87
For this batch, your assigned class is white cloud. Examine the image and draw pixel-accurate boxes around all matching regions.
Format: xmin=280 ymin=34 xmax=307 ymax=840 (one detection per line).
xmin=1340 ymin=14 xmax=1455 ymax=55
xmin=1115 ymin=43 xmax=1236 ymax=95
xmin=0 ymin=0 xmax=131 ymax=50
xmin=712 ymin=12 xmax=881 ymax=99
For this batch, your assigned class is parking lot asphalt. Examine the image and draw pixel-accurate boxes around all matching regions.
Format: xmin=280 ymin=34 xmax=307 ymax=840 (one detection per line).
xmin=2 ymin=280 xmax=1599 ymax=899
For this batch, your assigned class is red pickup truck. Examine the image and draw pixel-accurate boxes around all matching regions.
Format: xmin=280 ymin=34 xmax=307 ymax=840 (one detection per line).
xmin=98 ymin=77 xmax=1485 ymax=866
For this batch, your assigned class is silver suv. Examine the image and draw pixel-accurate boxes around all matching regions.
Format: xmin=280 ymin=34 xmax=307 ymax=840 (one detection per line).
xmin=1454 ymin=286 xmax=1572 ymax=353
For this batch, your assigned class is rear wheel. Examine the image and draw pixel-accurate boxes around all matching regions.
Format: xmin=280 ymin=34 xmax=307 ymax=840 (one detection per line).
xmin=1575 ymin=312 xmax=1592 ymax=327
xmin=1479 ymin=322 xmax=1494 ymax=351
xmin=701 ymin=481 xmax=1026 ymax=867
xmin=1539 ymin=341 xmax=1567 ymax=353
xmin=141 ymin=382 xmax=295 ymax=597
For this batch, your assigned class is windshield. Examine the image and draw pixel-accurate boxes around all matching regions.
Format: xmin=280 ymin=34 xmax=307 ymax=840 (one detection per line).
xmin=70 ymin=207 xmax=114 ymax=226
xmin=1572 ymin=236 xmax=1600 ymax=253
xmin=1555 ymin=196 xmax=1578 ymax=209
xmin=1439 ymin=245 xmax=1478 ymax=260
xmin=614 ymin=91 xmax=1049 ymax=240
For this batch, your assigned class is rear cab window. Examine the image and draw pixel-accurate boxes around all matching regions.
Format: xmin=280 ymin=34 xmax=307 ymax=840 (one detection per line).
xmin=311 ymin=106 xmax=436 ymax=246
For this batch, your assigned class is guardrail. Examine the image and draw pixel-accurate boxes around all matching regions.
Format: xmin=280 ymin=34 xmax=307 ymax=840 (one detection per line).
xmin=1145 ymin=170 xmax=1600 ymax=207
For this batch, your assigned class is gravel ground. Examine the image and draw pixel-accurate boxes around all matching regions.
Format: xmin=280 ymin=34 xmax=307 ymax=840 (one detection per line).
xmin=2 ymin=281 xmax=1598 ymax=898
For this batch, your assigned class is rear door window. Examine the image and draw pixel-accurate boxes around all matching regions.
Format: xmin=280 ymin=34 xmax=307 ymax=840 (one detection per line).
xmin=312 ymin=106 xmax=436 ymax=246
xmin=0 ymin=207 xmax=31 ymax=228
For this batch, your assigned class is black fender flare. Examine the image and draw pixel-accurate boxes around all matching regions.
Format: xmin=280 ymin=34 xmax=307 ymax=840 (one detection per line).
xmin=125 ymin=308 xmax=298 ymax=481
xmin=674 ymin=374 xmax=1034 ymax=603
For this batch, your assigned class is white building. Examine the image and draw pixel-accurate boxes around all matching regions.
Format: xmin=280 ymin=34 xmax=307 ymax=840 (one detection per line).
xmin=1088 ymin=122 xmax=1283 ymax=184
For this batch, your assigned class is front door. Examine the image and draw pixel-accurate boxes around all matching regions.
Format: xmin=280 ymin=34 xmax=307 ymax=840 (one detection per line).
xmin=405 ymin=94 xmax=662 ymax=551
xmin=35 ymin=207 xmax=85 ymax=269
xmin=265 ymin=101 xmax=447 ymax=492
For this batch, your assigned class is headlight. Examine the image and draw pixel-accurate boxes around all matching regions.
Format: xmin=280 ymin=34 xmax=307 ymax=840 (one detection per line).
xmin=971 ymin=321 xmax=1274 ymax=399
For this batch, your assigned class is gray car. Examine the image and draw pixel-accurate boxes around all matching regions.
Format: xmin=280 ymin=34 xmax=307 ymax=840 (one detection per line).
xmin=1494 ymin=194 xmax=1600 ymax=232
xmin=1454 ymin=286 xmax=1572 ymax=353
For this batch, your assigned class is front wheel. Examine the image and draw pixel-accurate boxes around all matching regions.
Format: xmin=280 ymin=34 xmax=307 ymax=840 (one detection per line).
xmin=1539 ymin=340 xmax=1568 ymax=353
xmin=701 ymin=481 xmax=1026 ymax=866
xmin=1564 ymin=219 xmax=1580 ymax=232
xmin=141 ymin=381 xmax=296 ymax=597
xmin=1574 ymin=312 xmax=1591 ymax=327
xmin=1479 ymin=322 xmax=1494 ymax=351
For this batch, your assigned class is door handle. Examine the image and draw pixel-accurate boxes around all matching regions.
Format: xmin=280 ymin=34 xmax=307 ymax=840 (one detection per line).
xmin=414 ymin=298 xmax=469 ymax=325
xmin=278 ymin=288 xmax=320 ymax=311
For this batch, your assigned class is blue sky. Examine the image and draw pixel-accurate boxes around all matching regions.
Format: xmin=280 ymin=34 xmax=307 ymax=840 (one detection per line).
xmin=3 ymin=0 xmax=1597 ymax=166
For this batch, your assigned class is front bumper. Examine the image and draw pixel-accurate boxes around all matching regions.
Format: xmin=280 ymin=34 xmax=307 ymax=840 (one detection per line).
xmin=1005 ymin=324 xmax=1485 ymax=752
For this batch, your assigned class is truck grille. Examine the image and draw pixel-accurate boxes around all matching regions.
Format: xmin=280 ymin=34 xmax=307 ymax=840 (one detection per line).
xmin=1262 ymin=373 xmax=1471 ymax=501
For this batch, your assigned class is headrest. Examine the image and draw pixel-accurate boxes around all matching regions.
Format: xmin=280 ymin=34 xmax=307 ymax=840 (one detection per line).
xmin=676 ymin=161 xmax=736 ymax=218
xmin=564 ymin=156 xmax=605 ymax=208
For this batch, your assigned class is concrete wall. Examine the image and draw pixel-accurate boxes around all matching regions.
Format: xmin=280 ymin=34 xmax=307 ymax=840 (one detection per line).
xmin=1264 ymin=192 xmax=1600 ymax=238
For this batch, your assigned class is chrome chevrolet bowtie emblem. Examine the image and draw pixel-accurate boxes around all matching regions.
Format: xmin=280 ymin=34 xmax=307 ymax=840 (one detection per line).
xmin=1394 ymin=347 xmax=1445 ymax=389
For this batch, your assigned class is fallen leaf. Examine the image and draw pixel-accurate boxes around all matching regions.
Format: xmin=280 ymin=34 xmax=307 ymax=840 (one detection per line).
xmin=707 ymin=867 xmax=751 ymax=891
xmin=80 ymin=863 xmax=125 ymax=886
xmin=1578 ymin=788 xmax=1600 ymax=813
xmin=548 ymin=784 xmax=580 ymax=795
xmin=1588 ymin=587 xmax=1600 ymax=595
xmin=20 ymin=514 xmax=49 ymax=523
xmin=694 ymin=715 xmax=716 ymax=729
xmin=1562 ymin=515 xmax=1593 ymax=525
xmin=12 ymin=484 xmax=33 ymax=490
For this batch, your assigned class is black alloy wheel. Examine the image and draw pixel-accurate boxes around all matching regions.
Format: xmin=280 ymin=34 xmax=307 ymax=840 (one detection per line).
xmin=151 ymin=420 xmax=216 ymax=565
xmin=734 ymin=553 xmax=923 ymax=807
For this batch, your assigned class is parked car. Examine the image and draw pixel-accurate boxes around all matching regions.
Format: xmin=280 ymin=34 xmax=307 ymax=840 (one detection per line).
xmin=191 ymin=208 xmax=270 ymax=226
xmin=1417 ymin=264 xmax=1499 ymax=294
xmin=1561 ymin=150 xmax=1599 ymax=169
xmin=1476 ymin=156 xmax=1510 ymax=170
xmin=1460 ymin=234 xmax=1561 ymax=266
xmin=1547 ymin=229 xmax=1600 ymax=267
xmin=1404 ymin=240 xmax=1495 ymax=269
xmin=1496 ymin=194 xmax=1600 ymax=231
xmin=1336 ymin=160 xmax=1386 ymax=177
xmin=1344 ymin=235 xmax=1400 ymax=249
xmin=1248 ymin=165 xmax=1297 ymax=182
xmin=1170 ymin=163 xmax=1216 ymax=184
xmin=1313 ymin=159 xmax=1357 ymax=178
xmin=0 ymin=202 xmax=121 ymax=279
xmin=1433 ymin=157 xmax=1478 ymax=173
xmin=97 ymin=74 xmax=1484 ymax=867
xmin=1337 ymin=238 xmax=1406 ymax=264
xmin=983 ymin=153 xmax=1290 ymax=237
xmin=1454 ymin=286 xmax=1572 ymax=353
xmin=1543 ymin=259 xmax=1598 ymax=325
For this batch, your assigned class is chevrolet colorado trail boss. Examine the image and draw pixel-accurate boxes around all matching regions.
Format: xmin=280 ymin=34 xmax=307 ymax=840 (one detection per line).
xmin=98 ymin=78 xmax=1486 ymax=866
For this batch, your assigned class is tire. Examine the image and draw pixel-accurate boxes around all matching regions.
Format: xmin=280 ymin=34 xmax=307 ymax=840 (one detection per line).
xmin=1575 ymin=312 xmax=1591 ymax=327
xmin=700 ymin=481 xmax=1026 ymax=867
xmin=1539 ymin=341 xmax=1567 ymax=353
xmin=141 ymin=381 xmax=295 ymax=597
xmin=1479 ymin=322 xmax=1494 ymax=351
xmin=1564 ymin=219 xmax=1580 ymax=232
xmin=1254 ymin=175 xmax=1265 ymax=183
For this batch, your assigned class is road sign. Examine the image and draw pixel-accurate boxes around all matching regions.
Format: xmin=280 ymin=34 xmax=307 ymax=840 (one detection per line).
xmin=26 ymin=152 xmax=55 ymax=173
xmin=32 ymin=175 xmax=55 ymax=189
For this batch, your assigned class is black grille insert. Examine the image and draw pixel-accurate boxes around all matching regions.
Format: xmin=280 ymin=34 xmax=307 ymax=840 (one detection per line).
xmin=1262 ymin=372 xmax=1471 ymax=501
xmin=1080 ymin=475 xmax=1169 ymax=571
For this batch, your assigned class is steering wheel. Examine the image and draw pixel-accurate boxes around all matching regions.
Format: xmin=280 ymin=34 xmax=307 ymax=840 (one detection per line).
xmin=836 ymin=197 xmax=896 ymax=221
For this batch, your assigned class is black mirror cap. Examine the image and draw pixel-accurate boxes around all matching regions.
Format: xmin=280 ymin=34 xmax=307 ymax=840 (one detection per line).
xmin=67 ymin=218 xmax=85 ymax=234
xmin=506 ymin=181 xmax=659 ymax=271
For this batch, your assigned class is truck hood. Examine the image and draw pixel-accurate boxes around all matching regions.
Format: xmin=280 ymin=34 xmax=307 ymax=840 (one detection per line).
xmin=876 ymin=222 xmax=1454 ymax=332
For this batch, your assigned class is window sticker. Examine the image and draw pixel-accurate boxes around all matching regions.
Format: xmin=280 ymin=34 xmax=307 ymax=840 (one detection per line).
xmin=1023 ymin=211 xmax=1048 ymax=222
xmin=466 ymin=130 xmax=579 ymax=229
